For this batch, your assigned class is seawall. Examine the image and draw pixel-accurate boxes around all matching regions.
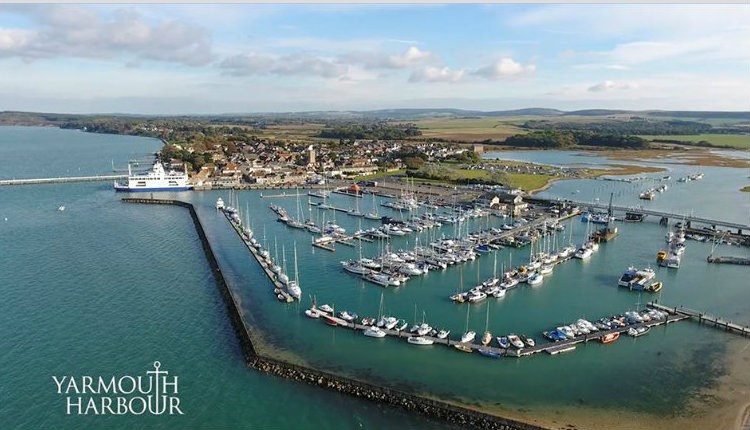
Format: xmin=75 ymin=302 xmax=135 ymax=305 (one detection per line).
xmin=122 ymin=197 xmax=548 ymax=430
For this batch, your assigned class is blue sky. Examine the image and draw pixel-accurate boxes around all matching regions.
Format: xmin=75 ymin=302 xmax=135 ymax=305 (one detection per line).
xmin=0 ymin=4 xmax=748 ymax=114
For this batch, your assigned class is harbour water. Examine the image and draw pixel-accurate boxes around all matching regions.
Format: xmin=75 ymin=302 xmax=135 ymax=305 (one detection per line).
xmin=1 ymin=127 xmax=749 ymax=429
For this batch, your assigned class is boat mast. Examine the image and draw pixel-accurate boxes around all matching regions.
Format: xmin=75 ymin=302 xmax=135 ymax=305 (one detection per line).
xmin=293 ymin=242 xmax=299 ymax=283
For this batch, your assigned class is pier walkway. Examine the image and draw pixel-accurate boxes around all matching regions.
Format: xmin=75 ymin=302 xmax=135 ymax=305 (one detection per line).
xmin=0 ymin=174 xmax=127 ymax=186
xmin=649 ymin=302 xmax=750 ymax=337
xmin=324 ymin=303 xmax=688 ymax=358
xmin=535 ymin=198 xmax=750 ymax=231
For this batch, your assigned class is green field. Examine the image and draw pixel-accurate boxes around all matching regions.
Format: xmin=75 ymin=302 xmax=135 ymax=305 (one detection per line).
xmin=639 ymin=134 xmax=750 ymax=149
xmin=411 ymin=118 xmax=526 ymax=142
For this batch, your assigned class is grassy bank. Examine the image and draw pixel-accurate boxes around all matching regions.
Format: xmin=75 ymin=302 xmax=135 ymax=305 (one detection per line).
xmin=639 ymin=134 xmax=750 ymax=149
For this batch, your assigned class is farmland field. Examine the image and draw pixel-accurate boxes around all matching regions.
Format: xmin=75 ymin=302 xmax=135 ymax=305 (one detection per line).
xmin=639 ymin=134 xmax=750 ymax=149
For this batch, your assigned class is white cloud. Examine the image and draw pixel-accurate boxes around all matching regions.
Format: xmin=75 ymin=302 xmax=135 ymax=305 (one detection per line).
xmin=220 ymin=52 xmax=348 ymax=79
xmin=409 ymin=66 xmax=464 ymax=83
xmin=474 ymin=58 xmax=536 ymax=79
xmin=587 ymin=80 xmax=640 ymax=92
xmin=0 ymin=6 xmax=214 ymax=66
xmin=387 ymin=46 xmax=431 ymax=68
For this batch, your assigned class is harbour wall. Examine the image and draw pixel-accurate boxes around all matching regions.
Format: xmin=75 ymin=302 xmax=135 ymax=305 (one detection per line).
xmin=122 ymin=197 xmax=548 ymax=430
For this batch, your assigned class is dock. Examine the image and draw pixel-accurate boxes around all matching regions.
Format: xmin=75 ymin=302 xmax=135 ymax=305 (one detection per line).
xmin=706 ymin=255 xmax=750 ymax=265
xmin=0 ymin=174 xmax=127 ymax=186
xmin=649 ymin=302 xmax=750 ymax=337
xmin=315 ymin=304 xmax=689 ymax=358
xmin=261 ymin=192 xmax=308 ymax=199
xmin=221 ymin=210 xmax=294 ymax=303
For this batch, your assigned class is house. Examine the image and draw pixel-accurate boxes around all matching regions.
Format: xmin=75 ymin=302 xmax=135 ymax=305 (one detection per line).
xmin=478 ymin=191 xmax=528 ymax=216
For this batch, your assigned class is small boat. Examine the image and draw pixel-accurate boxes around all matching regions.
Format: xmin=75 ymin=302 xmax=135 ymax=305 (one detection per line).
xmin=496 ymin=336 xmax=510 ymax=348
xmin=364 ymin=326 xmax=387 ymax=338
xmin=322 ymin=314 xmax=339 ymax=326
xmin=527 ymin=273 xmax=543 ymax=285
xmin=215 ymin=198 xmax=224 ymax=210
xmin=600 ymin=332 xmax=620 ymax=344
xmin=656 ymin=250 xmax=667 ymax=261
xmin=628 ymin=326 xmax=651 ymax=337
xmin=407 ymin=336 xmax=434 ymax=345
xmin=361 ymin=317 xmax=375 ymax=326
xmin=337 ymin=311 xmax=358 ymax=322
xmin=454 ymin=343 xmax=473 ymax=353
xmin=478 ymin=348 xmax=502 ymax=358
xmin=57 ymin=205 xmax=66 ymax=211
xmin=481 ymin=331 xmax=492 ymax=346
xmin=646 ymin=281 xmax=663 ymax=293
xmin=507 ymin=334 xmax=525 ymax=349
xmin=519 ymin=335 xmax=535 ymax=347
xmin=304 ymin=308 xmax=321 ymax=319
xmin=461 ymin=331 xmax=476 ymax=344
xmin=436 ymin=329 xmax=450 ymax=339
xmin=574 ymin=247 xmax=593 ymax=259
xmin=318 ymin=304 xmax=334 ymax=314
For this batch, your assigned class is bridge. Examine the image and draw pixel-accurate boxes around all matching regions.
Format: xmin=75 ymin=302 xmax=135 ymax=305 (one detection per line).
xmin=532 ymin=198 xmax=750 ymax=232
xmin=0 ymin=175 xmax=127 ymax=186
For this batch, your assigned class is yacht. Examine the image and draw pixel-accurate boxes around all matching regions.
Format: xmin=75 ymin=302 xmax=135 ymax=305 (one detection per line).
xmin=507 ymin=334 xmax=525 ymax=349
xmin=407 ymin=336 xmax=434 ymax=345
xmin=341 ymin=260 xmax=370 ymax=275
xmin=318 ymin=304 xmax=334 ymax=314
xmin=520 ymin=335 xmax=535 ymax=347
xmin=527 ymin=272 xmax=544 ymax=285
xmin=539 ymin=264 xmax=554 ymax=275
xmin=436 ymin=329 xmax=450 ymax=339
xmin=416 ymin=323 xmax=433 ymax=336
xmin=574 ymin=247 xmax=593 ymax=259
xmin=460 ymin=331 xmax=476 ymax=343
xmin=215 ymin=198 xmax=224 ymax=210
xmin=496 ymin=336 xmax=510 ymax=349
xmin=363 ymin=326 xmax=387 ymax=338
xmin=628 ymin=326 xmax=651 ymax=337
xmin=304 ymin=308 xmax=321 ymax=319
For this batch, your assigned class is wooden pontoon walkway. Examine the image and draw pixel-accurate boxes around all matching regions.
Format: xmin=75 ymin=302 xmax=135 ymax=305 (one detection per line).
xmin=319 ymin=304 xmax=689 ymax=358
xmin=649 ymin=302 xmax=750 ymax=337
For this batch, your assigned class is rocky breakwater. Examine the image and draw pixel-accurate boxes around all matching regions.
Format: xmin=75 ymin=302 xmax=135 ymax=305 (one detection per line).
xmin=249 ymin=356 xmax=547 ymax=430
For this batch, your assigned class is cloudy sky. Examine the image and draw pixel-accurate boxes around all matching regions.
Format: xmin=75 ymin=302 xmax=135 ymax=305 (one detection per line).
xmin=0 ymin=4 xmax=748 ymax=114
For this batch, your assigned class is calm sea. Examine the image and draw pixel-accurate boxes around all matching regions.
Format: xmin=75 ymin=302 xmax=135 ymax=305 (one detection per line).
xmin=1 ymin=126 xmax=748 ymax=429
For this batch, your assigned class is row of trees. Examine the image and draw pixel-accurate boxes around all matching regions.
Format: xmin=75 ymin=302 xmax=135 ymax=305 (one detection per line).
xmin=498 ymin=130 xmax=648 ymax=149
xmin=317 ymin=122 xmax=421 ymax=140
xmin=521 ymin=119 xmax=713 ymax=135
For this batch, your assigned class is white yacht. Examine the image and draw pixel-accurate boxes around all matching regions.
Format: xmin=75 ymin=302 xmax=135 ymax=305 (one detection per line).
xmin=460 ymin=331 xmax=476 ymax=343
xmin=574 ymin=247 xmax=593 ymax=259
xmin=407 ymin=336 xmax=434 ymax=345
xmin=215 ymin=198 xmax=225 ymax=210
xmin=364 ymin=326 xmax=387 ymax=338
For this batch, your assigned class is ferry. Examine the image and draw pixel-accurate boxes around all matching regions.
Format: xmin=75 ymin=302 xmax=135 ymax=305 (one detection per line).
xmin=114 ymin=159 xmax=193 ymax=192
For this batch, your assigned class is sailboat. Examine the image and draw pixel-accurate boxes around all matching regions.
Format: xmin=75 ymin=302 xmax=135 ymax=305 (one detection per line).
xmin=450 ymin=266 xmax=467 ymax=303
xmin=364 ymin=294 xmax=387 ymax=338
xmin=365 ymin=193 xmax=380 ymax=220
xmin=348 ymin=195 xmax=364 ymax=217
xmin=278 ymin=246 xmax=290 ymax=285
xmin=305 ymin=295 xmax=321 ymax=319
xmin=460 ymin=305 xmax=476 ymax=344
xmin=481 ymin=304 xmax=492 ymax=346
xmin=286 ymin=244 xmax=302 ymax=300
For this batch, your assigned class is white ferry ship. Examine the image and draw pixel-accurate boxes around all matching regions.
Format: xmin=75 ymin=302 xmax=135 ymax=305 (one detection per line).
xmin=113 ymin=160 xmax=193 ymax=192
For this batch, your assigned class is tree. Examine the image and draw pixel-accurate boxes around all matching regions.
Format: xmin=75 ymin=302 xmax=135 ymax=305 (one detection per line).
xmin=403 ymin=156 xmax=426 ymax=170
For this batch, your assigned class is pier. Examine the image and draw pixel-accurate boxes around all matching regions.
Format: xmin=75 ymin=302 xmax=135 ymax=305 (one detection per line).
xmin=319 ymin=303 xmax=689 ymax=358
xmin=706 ymin=255 xmax=750 ymax=265
xmin=535 ymin=198 xmax=750 ymax=232
xmin=649 ymin=302 xmax=750 ymax=337
xmin=0 ymin=174 xmax=127 ymax=186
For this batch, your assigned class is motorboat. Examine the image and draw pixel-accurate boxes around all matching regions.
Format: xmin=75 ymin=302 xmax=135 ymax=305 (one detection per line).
xmin=527 ymin=273 xmax=543 ymax=285
xmin=337 ymin=311 xmax=358 ymax=322
xmin=496 ymin=336 xmax=510 ymax=348
xmin=215 ymin=198 xmax=225 ymax=210
xmin=436 ymin=329 xmax=450 ymax=339
xmin=574 ymin=247 xmax=593 ymax=259
xmin=416 ymin=323 xmax=433 ymax=336
xmin=460 ymin=331 xmax=476 ymax=344
xmin=453 ymin=344 xmax=473 ymax=353
xmin=318 ymin=304 xmax=334 ymax=314
xmin=507 ymin=334 xmax=525 ymax=349
xmin=304 ymin=308 xmax=321 ymax=319
xmin=539 ymin=264 xmax=554 ymax=275
xmin=478 ymin=348 xmax=502 ymax=358
xmin=519 ymin=335 xmax=535 ymax=347
xmin=468 ymin=291 xmax=487 ymax=303
xmin=363 ymin=326 xmax=387 ymax=338
xmin=481 ymin=331 xmax=492 ymax=346
xmin=628 ymin=326 xmax=651 ymax=337
xmin=600 ymin=332 xmax=620 ymax=344
xmin=407 ymin=336 xmax=434 ymax=345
